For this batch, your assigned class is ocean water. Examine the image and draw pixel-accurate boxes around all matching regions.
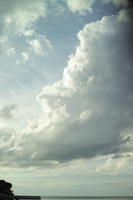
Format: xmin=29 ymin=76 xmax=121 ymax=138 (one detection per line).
xmin=41 ymin=197 xmax=133 ymax=200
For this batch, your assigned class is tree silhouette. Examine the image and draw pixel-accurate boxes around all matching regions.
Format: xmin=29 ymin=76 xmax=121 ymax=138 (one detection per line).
xmin=0 ymin=180 xmax=14 ymax=200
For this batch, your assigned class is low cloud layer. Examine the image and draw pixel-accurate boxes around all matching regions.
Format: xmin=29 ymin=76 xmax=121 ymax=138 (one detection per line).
xmin=0 ymin=10 xmax=133 ymax=168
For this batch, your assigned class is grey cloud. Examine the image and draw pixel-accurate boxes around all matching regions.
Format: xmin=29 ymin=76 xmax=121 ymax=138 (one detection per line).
xmin=104 ymin=0 xmax=133 ymax=24
xmin=0 ymin=127 xmax=15 ymax=165
xmin=28 ymin=113 xmax=131 ymax=164
xmin=103 ymin=0 xmax=128 ymax=7
xmin=0 ymin=104 xmax=17 ymax=120
xmin=112 ymin=153 xmax=131 ymax=159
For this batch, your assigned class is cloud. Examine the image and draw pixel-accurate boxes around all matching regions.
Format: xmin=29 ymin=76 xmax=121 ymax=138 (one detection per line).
xmin=66 ymin=0 xmax=95 ymax=14
xmin=117 ymin=8 xmax=133 ymax=23
xmin=27 ymin=35 xmax=53 ymax=56
xmin=0 ymin=11 xmax=133 ymax=168
xmin=0 ymin=36 xmax=8 ymax=53
xmin=103 ymin=0 xmax=128 ymax=7
xmin=0 ymin=0 xmax=48 ymax=55
xmin=6 ymin=47 xmax=16 ymax=56
xmin=0 ymin=36 xmax=16 ymax=56
xmin=104 ymin=0 xmax=133 ymax=23
xmin=97 ymin=152 xmax=133 ymax=173
xmin=0 ymin=0 xmax=47 ymax=36
xmin=22 ymin=29 xmax=34 ymax=37
xmin=21 ymin=52 xmax=29 ymax=61
xmin=28 ymin=39 xmax=43 ymax=56
xmin=0 ymin=104 xmax=17 ymax=120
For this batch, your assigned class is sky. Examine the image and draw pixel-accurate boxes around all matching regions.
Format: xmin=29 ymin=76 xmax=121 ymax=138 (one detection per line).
xmin=0 ymin=0 xmax=133 ymax=197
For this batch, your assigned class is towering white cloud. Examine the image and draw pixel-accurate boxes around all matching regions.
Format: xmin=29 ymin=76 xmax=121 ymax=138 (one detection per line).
xmin=0 ymin=11 xmax=133 ymax=168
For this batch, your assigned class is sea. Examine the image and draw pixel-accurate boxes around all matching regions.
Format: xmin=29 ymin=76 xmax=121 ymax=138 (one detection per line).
xmin=41 ymin=197 xmax=133 ymax=200
xmin=18 ymin=196 xmax=133 ymax=200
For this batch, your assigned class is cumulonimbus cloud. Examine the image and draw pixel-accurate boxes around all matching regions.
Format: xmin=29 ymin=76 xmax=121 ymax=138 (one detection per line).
xmin=1 ymin=9 xmax=133 ymax=168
